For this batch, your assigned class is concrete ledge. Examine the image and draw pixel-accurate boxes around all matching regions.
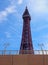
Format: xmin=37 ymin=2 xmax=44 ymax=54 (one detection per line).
xmin=0 ymin=55 xmax=48 ymax=65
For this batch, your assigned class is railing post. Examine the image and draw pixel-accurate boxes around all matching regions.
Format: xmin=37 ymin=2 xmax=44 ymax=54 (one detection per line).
xmin=12 ymin=55 xmax=13 ymax=65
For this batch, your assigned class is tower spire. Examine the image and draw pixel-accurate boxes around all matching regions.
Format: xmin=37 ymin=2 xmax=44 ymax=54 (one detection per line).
xmin=23 ymin=6 xmax=31 ymax=20
xmin=19 ymin=7 xmax=34 ymax=54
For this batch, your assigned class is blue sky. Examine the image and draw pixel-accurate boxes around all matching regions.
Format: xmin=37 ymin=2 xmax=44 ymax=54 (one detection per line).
xmin=0 ymin=0 xmax=48 ymax=50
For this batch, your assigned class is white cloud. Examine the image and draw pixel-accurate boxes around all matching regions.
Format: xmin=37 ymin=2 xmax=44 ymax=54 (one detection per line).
xmin=6 ymin=5 xmax=16 ymax=13
xmin=9 ymin=0 xmax=17 ymax=5
xmin=0 ymin=5 xmax=16 ymax=22
xmin=18 ymin=0 xmax=23 ymax=4
xmin=5 ymin=32 xmax=11 ymax=38
xmin=0 ymin=1 xmax=16 ymax=23
xmin=0 ymin=0 xmax=22 ymax=23
xmin=0 ymin=11 xmax=7 ymax=22
xmin=34 ymin=0 xmax=48 ymax=12
xmin=28 ymin=0 xmax=48 ymax=13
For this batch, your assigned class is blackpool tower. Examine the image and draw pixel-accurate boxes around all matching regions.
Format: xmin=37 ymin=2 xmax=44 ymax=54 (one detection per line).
xmin=19 ymin=7 xmax=34 ymax=54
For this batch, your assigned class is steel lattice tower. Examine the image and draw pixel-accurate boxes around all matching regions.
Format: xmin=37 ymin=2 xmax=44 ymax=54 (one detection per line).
xmin=19 ymin=7 xmax=34 ymax=54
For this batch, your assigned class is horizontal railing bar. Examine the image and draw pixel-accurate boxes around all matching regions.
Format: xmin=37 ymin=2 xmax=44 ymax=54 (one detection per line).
xmin=0 ymin=50 xmax=48 ymax=55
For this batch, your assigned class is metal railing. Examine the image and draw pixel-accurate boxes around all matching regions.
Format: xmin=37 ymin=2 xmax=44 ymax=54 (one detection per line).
xmin=0 ymin=50 xmax=48 ymax=55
